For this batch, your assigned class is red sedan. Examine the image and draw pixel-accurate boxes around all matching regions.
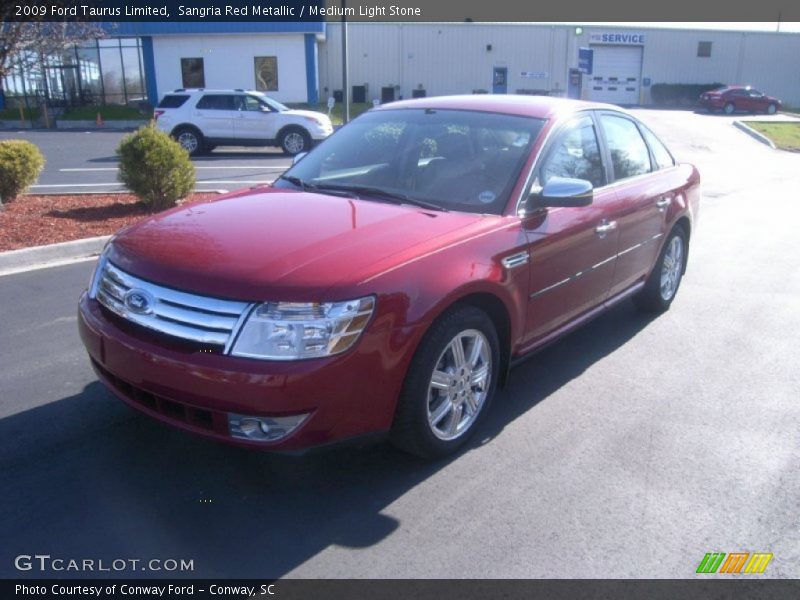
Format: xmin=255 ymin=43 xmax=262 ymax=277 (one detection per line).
xmin=699 ymin=86 xmax=782 ymax=115
xmin=78 ymin=95 xmax=700 ymax=458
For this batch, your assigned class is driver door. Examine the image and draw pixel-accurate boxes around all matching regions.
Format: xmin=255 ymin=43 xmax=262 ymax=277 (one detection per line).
xmin=233 ymin=94 xmax=278 ymax=143
xmin=522 ymin=113 xmax=623 ymax=345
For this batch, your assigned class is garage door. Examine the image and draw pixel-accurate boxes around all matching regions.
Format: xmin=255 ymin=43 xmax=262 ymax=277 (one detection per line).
xmin=587 ymin=45 xmax=642 ymax=106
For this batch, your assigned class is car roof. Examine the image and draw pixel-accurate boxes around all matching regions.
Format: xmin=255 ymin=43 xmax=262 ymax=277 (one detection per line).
xmin=372 ymin=94 xmax=624 ymax=120
xmin=169 ymin=89 xmax=262 ymax=94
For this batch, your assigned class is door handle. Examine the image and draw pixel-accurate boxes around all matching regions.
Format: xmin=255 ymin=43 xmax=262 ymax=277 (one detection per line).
xmin=595 ymin=220 xmax=617 ymax=236
xmin=656 ymin=197 xmax=672 ymax=209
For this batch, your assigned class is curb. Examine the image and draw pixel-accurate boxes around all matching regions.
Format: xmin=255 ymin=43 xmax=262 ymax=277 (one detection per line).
xmin=733 ymin=120 xmax=776 ymax=149
xmin=0 ymin=235 xmax=109 ymax=277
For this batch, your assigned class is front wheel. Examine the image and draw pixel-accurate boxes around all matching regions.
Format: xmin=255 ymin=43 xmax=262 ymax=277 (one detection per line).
xmin=723 ymin=102 xmax=735 ymax=115
xmin=635 ymin=226 xmax=688 ymax=312
xmin=279 ymin=127 xmax=311 ymax=156
xmin=391 ymin=306 xmax=499 ymax=459
xmin=766 ymin=103 xmax=777 ymax=115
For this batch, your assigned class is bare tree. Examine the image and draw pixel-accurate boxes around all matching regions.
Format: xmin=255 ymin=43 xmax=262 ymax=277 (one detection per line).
xmin=0 ymin=7 xmax=105 ymax=87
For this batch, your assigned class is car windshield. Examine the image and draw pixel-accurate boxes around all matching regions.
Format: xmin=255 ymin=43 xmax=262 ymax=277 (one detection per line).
xmin=252 ymin=93 xmax=288 ymax=112
xmin=273 ymin=108 xmax=545 ymax=214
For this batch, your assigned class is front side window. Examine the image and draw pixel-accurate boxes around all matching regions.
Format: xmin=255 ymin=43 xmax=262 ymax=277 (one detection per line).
xmin=599 ymin=114 xmax=652 ymax=180
xmin=180 ymin=58 xmax=204 ymax=88
xmin=539 ymin=116 xmax=606 ymax=188
xmin=238 ymin=95 xmax=264 ymax=111
xmin=274 ymin=109 xmax=545 ymax=214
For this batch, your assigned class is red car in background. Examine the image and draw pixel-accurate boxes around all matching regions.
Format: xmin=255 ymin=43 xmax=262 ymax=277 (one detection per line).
xmin=78 ymin=95 xmax=700 ymax=458
xmin=700 ymin=86 xmax=782 ymax=114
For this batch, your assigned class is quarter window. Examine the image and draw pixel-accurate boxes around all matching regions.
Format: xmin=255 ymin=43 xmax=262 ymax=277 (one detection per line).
xmin=539 ymin=117 xmax=606 ymax=188
xmin=599 ymin=114 xmax=652 ymax=180
xmin=697 ymin=41 xmax=712 ymax=57
xmin=639 ymin=125 xmax=675 ymax=170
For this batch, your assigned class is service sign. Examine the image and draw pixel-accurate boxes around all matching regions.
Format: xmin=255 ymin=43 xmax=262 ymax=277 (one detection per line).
xmin=589 ymin=32 xmax=645 ymax=45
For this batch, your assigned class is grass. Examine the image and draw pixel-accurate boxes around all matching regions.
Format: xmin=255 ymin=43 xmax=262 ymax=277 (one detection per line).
xmin=285 ymin=102 xmax=372 ymax=125
xmin=743 ymin=121 xmax=800 ymax=151
xmin=60 ymin=105 xmax=148 ymax=121
xmin=0 ymin=106 xmax=41 ymax=121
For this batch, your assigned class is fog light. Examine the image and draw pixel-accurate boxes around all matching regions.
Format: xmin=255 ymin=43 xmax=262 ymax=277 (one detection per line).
xmin=228 ymin=412 xmax=309 ymax=442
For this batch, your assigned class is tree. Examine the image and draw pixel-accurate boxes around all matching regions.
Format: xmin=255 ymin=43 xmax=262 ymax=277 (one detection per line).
xmin=0 ymin=6 xmax=105 ymax=99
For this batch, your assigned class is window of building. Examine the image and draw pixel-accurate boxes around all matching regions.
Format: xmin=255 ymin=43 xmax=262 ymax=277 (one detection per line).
xmin=697 ymin=41 xmax=712 ymax=58
xmin=254 ymin=56 xmax=278 ymax=91
xmin=181 ymin=58 xmax=205 ymax=88
xmin=599 ymin=114 xmax=652 ymax=180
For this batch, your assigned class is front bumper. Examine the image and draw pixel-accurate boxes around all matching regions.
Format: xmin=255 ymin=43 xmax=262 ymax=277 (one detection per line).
xmin=78 ymin=292 xmax=421 ymax=452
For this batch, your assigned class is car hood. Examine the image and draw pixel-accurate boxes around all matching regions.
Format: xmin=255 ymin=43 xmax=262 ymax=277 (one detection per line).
xmin=108 ymin=188 xmax=489 ymax=301
xmin=282 ymin=109 xmax=331 ymax=122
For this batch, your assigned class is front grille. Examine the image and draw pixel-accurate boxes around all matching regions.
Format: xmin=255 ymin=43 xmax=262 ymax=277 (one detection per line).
xmin=95 ymin=261 xmax=252 ymax=349
xmin=92 ymin=358 xmax=220 ymax=433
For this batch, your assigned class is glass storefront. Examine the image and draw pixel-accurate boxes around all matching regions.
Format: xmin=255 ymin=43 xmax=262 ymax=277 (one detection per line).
xmin=1 ymin=37 xmax=146 ymax=109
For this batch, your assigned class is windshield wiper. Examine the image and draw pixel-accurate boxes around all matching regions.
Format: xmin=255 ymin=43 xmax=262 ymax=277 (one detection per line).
xmin=278 ymin=174 xmax=317 ymax=191
xmin=314 ymin=184 xmax=448 ymax=212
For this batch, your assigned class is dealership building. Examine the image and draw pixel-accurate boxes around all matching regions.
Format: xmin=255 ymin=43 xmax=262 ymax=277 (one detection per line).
xmin=3 ymin=22 xmax=800 ymax=110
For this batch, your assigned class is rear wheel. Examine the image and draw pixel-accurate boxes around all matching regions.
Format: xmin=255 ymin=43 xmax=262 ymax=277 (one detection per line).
xmin=279 ymin=127 xmax=311 ymax=156
xmin=723 ymin=102 xmax=735 ymax=115
xmin=634 ymin=226 xmax=688 ymax=312
xmin=391 ymin=306 xmax=499 ymax=459
xmin=173 ymin=127 xmax=204 ymax=156
xmin=766 ymin=103 xmax=777 ymax=115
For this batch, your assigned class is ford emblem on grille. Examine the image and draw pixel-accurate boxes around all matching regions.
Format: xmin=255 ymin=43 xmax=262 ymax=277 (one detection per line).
xmin=124 ymin=288 xmax=155 ymax=315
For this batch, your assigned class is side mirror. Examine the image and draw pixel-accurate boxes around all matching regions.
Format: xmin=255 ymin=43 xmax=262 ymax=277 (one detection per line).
xmin=528 ymin=177 xmax=593 ymax=209
xmin=291 ymin=152 xmax=308 ymax=165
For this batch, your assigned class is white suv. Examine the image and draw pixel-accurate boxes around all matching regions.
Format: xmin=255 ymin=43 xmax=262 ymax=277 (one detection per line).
xmin=154 ymin=89 xmax=334 ymax=156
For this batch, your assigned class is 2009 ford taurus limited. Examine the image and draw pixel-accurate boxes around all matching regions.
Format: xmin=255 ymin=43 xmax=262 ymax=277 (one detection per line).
xmin=78 ymin=95 xmax=700 ymax=458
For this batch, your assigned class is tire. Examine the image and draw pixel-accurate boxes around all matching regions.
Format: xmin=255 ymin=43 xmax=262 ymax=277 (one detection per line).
xmin=390 ymin=305 xmax=500 ymax=459
xmin=279 ymin=127 xmax=311 ymax=156
xmin=634 ymin=226 xmax=688 ymax=313
xmin=723 ymin=102 xmax=735 ymax=115
xmin=173 ymin=127 xmax=205 ymax=157
xmin=766 ymin=103 xmax=777 ymax=115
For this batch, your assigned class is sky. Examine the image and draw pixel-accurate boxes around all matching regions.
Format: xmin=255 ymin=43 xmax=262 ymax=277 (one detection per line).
xmin=562 ymin=22 xmax=800 ymax=33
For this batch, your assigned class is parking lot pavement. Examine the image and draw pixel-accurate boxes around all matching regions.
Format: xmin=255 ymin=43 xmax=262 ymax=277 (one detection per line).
xmin=0 ymin=129 xmax=292 ymax=193
xmin=1 ymin=110 xmax=799 ymax=579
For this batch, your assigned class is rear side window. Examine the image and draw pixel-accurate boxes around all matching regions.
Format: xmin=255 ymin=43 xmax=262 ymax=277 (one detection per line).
xmin=639 ymin=125 xmax=675 ymax=170
xmin=599 ymin=114 xmax=652 ymax=180
xmin=196 ymin=95 xmax=236 ymax=110
xmin=157 ymin=95 xmax=190 ymax=109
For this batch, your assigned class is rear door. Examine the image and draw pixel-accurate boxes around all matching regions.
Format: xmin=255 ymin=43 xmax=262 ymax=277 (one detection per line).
xmin=597 ymin=112 xmax=670 ymax=297
xmin=193 ymin=94 xmax=237 ymax=140
xmin=522 ymin=113 xmax=622 ymax=343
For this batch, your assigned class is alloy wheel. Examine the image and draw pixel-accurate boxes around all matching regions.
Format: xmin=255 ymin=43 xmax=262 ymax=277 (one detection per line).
xmin=426 ymin=329 xmax=492 ymax=441
xmin=660 ymin=235 xmax=684 ymax=301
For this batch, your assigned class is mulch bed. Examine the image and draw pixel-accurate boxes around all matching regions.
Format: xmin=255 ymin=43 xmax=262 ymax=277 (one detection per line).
xmin=0 ymin=193 xmax=219 ymax=252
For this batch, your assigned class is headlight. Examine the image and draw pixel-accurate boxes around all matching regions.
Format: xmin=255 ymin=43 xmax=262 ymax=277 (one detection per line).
xmin=230 ymin=296 xmax=375 ymax=360
xmin=88 ymin=242 xmax=112 ymax=299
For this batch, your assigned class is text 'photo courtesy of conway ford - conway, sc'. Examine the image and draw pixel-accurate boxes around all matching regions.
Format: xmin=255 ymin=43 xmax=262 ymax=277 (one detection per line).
xmin=79 ymin=94 xmax=700 ymax=459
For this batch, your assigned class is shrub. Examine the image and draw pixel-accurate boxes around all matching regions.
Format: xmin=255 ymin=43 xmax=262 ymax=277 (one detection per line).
xmin=0 ymin=140 xmax=45 ymax=205
xmin=650 ymin=83 xmax=725 ymax=106
xmin=117 ymin=124 xmax=195 ymax=211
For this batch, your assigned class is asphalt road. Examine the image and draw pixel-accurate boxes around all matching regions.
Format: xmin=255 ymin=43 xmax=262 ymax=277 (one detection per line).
xmin=0 ymin=129 xmax=292 ymax=193
xmin=1 ymin=110 xmax=799 ymax=579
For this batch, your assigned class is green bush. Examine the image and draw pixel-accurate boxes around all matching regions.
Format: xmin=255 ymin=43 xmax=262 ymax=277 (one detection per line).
xmin=651 ymin=83 xmax=725 ymax=106
xmin=0 ymin=140 xmax=45 ymax=204
xmin=117 ymin=124 xmax=195 ymax=211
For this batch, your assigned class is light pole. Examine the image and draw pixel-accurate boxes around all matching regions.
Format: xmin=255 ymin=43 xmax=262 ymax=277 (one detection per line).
xmin=341 ymin=0 xmax=350 ymax=123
